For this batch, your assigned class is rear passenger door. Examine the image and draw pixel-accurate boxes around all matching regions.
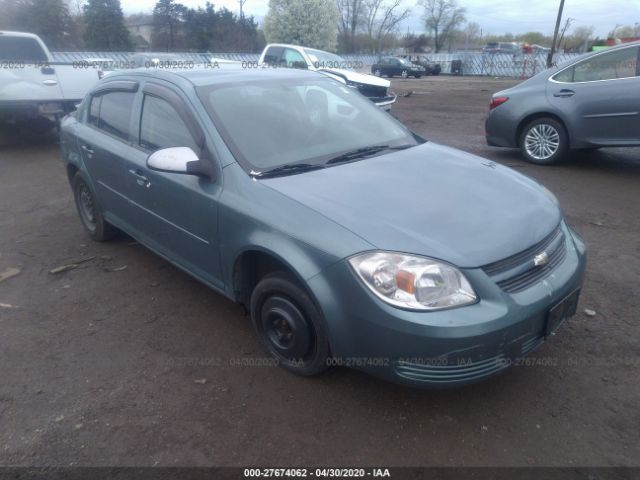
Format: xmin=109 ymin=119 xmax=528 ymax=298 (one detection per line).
xmin=123 ymin=82 xmax=224 ymax=288
xmin=75 ymin=82 xmax=140 ymax=233
xmin=548 ymin=45 xmax=640 ymax=145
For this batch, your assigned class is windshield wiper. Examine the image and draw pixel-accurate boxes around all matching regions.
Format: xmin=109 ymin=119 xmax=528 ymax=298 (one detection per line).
xmin=325 ymin=145 xmax=415 ymax=165
xmin=254 ymin=163 xmax=326 ymax=178
xmin=325 ymin=144 xmax=413 ymax=165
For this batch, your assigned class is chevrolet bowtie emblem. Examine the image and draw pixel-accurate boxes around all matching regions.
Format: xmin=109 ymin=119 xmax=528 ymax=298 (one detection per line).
xmin=534 ymin=251 xmax=549 ymax=267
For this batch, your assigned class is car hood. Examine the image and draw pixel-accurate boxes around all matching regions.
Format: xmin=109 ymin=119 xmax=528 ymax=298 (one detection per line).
xmin=319 ymin=68 xmax=390 ymax=88
xmin=262 ymin=143 xmax=561 ymax=268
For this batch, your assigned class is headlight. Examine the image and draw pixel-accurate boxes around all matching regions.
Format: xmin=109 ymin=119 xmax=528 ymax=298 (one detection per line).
xmin=349 ymin=252 xmax=477 ymax=311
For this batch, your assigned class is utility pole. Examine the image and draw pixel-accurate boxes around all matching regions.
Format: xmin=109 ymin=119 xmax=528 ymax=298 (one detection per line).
xmin=239 ymin=0 xmax=248 ymax=19
xmin=548 ymin=0 xmax=565 ymax=68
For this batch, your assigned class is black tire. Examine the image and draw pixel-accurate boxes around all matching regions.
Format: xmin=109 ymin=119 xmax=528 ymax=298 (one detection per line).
xmin=401 ymin=69 xmax=408 ymax=78
xmin=250 ymin=272 xmax=330 ymax=376
xmin=519 ymin=117 xmax=568 ymax=165
xmin=72 ymin=172 xmax=116 ymax=241
xmin=414 ymin=74 xmax=422 ymax=79
xmin=373 ymin=68 xmax=382 ymax=77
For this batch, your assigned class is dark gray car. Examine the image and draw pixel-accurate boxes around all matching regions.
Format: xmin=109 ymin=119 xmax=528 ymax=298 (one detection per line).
xmin=486 ymin=42 xmax=640 ymax=164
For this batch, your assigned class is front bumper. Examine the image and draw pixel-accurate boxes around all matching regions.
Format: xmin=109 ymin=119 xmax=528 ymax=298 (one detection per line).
xmin=371 ymin=94 xmax=397 ymax=111
xmin=307 ymin=223 xmax=587 ymax=387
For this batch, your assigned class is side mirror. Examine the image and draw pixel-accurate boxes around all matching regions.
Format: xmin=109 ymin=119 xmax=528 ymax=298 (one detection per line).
xmin=147 ymin=147 xmax=213 ymax=178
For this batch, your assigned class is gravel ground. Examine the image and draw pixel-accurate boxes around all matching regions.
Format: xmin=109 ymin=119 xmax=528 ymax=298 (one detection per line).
xmin=0 ymin=75 xmax=639 ymax=468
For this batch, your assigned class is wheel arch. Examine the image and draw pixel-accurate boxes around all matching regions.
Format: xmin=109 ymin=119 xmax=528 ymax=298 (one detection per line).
xmin=516 ymin=112 xmax=571 ymax=147
xmin=231 ymin=247 xmax=319 ymax=310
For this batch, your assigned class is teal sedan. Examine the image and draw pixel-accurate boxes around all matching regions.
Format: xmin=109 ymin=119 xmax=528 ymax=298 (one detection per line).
xmin=60 ymin=68 xmax=586 ymax=387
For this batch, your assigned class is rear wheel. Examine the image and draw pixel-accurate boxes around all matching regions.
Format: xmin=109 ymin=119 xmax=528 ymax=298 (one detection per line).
xmin=373 ymin=68 xmax=382 ymax=77
xmin=250 ymin=273 xmax=330 ymax=376
xmin=519 ymin=117 xmax=568 ymax=165
xmin=72 ymin=172 xmax=116 ymax=241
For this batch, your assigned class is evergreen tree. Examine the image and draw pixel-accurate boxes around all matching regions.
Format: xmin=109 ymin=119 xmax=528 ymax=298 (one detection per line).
xmin=12 ymin=0 xmax=74 ymax=49
xmin=83 ymin=0 xmax=132 ymax=51
xmin=152 ymin=0 xmax=187 ymax=51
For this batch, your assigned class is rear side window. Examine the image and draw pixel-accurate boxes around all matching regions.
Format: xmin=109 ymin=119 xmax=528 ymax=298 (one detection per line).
xmin=88 ymin=92 xmax=134 ymax=141
xmin=139 ymin=95 xmax=199 ymax=153
xmin=88 ymin=96 xmax=101 ymax=126
xmin=0 ymin=36 xmax=48 ymax=62
xmin=555 ymin=47 xmax=639 ymax=83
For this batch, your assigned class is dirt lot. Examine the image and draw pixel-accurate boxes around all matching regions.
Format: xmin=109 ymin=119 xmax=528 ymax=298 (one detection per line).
xmin=0 ymin=75 xmax=639 ymax=468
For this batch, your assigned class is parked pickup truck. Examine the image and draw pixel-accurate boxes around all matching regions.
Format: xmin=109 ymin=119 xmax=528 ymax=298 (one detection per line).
xmin=0 ymin=31 xmax=102 ymax=133
xmin=258 ymin=44 xmax=396 ymax=110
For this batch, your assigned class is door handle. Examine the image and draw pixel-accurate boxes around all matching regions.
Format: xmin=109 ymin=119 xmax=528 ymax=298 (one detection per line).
xmin=43 ymin=79 xmax=58 ymax=86
xmin=554 ymin=89 xmax=575 ymax=98
xmin=129 ymin=169 xmax=151 ymax=188
xmin=81 ymin=144 xmax=94 ymax=156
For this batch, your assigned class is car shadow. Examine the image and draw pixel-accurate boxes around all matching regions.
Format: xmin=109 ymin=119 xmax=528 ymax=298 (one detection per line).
xmin=0 ymin=121 xmax=59 ymax=148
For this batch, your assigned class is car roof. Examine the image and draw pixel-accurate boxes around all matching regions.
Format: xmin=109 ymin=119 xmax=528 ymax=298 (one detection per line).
xmin=0 ymin=30 xmax=41 ymax=39
xmin=102 ymin=66 xmax=326 ymax=88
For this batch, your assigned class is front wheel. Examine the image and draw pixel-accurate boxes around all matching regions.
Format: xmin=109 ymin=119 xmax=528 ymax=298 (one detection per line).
xmin=373 ymin=68 xmax=382 ymax=77
xmin=250 ymin=273 xmax=330 ymax=376
xmin=72 ymin=172 xmax=116 ymax=241
xmin=519 ymin=118 xmax=568 ymax=165
xmin=401 ymin=70 xmax=408 ymax=78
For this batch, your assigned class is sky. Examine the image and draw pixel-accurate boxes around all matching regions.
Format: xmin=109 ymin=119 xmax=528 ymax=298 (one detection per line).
xmin=121 ymin=0 xmax=640 ymax=38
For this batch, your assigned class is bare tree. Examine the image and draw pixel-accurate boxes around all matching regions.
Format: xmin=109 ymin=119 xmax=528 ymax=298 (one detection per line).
xmin=564 ymin=25 xmax=594 ymax=52
xmin=337 ymin=0 xmax=366 ymax=52
xmin=364 ymin=0 xmax=410 ymax=52
xmin=419 ymin=0 xmax=465 ymax=53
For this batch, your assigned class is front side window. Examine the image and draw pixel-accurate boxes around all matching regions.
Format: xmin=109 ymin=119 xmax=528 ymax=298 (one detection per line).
xmin=90 ymin=92 xmax=134 ymax=141
xmin=139 ymin=95 xmax=199 ymax=153
xmin=197 ymin=77 xmax=418 ymax=171
xmin=282 ymin=49 xmax=307 ymax=69
xmin=555 ymin=46 xmax=639 ymax=83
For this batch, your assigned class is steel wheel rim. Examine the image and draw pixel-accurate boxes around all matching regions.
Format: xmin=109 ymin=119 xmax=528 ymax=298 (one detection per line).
xmin=77 ymin=183 xmax=97 ymax=232
xmin=374 ymin=69 xmax=381 ymax=76
xmin=261 ymin=296 xmax=312 ymax=361
xmin=401 ymin=70 xmax=408 ymax=78
xmin=525 ymin=124 xmax=560 ymax=160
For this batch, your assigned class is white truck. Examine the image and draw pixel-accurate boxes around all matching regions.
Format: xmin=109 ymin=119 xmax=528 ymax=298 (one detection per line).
xmin=0 ymin=31 xmax=102 ymax=133
xmin=258 ymin=44 xmax=396 ymax=110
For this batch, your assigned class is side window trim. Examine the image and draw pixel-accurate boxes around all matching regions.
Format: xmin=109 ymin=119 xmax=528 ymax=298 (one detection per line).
xmin=92 ymin=80 xmax=139 ymax=95
xmin=141 ymin=83 xmax=205 ymax=152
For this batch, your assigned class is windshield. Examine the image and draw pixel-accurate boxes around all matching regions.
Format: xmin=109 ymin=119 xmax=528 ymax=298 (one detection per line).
xmin=197 ymin=76 xmax=418 ymax=173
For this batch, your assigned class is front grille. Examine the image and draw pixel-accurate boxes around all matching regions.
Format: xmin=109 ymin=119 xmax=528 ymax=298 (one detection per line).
xmin=355 ymin=83 xmax=388 ymax=99
xmin=482 ymin=224 xmax=567 ymax=294
xmin=521 ymin=335 xmax=544 ymax=356
xmin=395 ymin=354 xmax=508 ymax=384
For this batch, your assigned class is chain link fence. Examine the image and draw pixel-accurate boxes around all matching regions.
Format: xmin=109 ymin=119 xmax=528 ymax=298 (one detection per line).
xmin=51 ymin=51 xmax=580 ymax=78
